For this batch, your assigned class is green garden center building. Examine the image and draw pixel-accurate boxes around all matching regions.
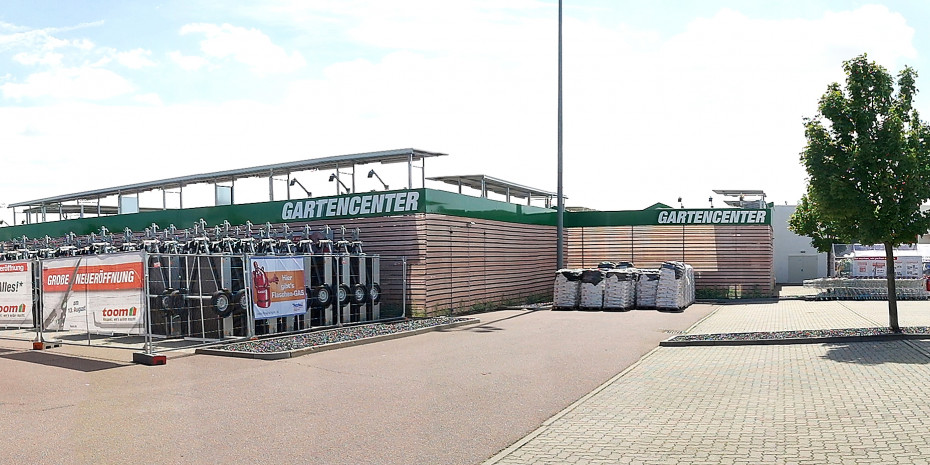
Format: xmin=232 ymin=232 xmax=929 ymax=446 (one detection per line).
xmin=1 ymin=149 xmax=774 ymax=316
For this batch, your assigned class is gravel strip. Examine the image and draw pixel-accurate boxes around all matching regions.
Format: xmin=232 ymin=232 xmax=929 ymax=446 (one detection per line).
xmin=215 ymin=317 xmax=475 ymax=354
xmin=667 ymin=326 xmax=930 ymax=343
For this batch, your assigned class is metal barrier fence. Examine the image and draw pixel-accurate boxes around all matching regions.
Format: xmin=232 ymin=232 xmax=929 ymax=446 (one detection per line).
xmin=802 ymin=277 xmax=930 ymax=300
xmin=0 ymin=252 xmax=409 ymax=354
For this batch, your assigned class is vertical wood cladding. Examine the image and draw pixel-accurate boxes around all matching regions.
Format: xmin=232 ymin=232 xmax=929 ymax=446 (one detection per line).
xmin=263 ymin=214 xmax=557 ymax=316
xmin=239 ymin=215 xmax=773 ymax=315
xmin=422 ymin=214 xmax=557 ymax=316
xmin=566 ymin=225 xmax=774 ymax=296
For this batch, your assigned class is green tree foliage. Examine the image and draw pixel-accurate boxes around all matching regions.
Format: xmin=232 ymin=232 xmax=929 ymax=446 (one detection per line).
xmin=796 ymin=54 xmax=930 ymax=331
xmin=789 ymin=191 xmax=841 ymax=254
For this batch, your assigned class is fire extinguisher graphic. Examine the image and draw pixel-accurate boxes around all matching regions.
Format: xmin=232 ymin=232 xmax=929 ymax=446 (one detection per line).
xmin=252 ymin=263 xmax=278 ymax=308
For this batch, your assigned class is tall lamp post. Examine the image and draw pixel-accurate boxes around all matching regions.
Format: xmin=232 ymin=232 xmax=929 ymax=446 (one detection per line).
xmin=556 ymin=0 xmax=565 ymax=270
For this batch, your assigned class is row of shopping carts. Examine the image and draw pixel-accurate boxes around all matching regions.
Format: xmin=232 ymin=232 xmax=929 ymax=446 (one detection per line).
xmin=1 ymin=221 xmax=356 ymax=261
xmin=802 ymin=277 xmax=930 ymax=300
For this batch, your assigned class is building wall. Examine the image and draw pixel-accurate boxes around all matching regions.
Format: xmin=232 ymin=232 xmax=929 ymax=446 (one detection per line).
xmin=422 ymin=214 xmax=556 ymax=316
xmin=1 ymin=190 xmax=784 ymax=314
xmin=771 ymin=205 xmax=828 ymax=283
xmin=224 ymin=214 xmax=557 ymax=317
xmin=566 ymin=224 xmax=775 ymax=297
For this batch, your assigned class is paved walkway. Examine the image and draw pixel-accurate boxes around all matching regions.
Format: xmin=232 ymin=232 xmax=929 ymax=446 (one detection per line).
xmin=688 ymin=299 xmax=930 ymax=334
xmin=486 ymin=299 xmax=930 ymax=464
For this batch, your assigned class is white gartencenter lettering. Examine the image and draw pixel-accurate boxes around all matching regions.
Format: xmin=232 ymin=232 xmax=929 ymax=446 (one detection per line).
xmin=282 ymin=191 xmax=421 ymax=221
xmin=656 ymin=209 xmax=768 ymax=225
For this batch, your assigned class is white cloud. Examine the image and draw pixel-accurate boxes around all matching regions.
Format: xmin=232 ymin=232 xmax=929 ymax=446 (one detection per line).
xmin=179 ymin=23 xmax=306 ymax=75
xmin=116 ymin=48 xmax=156 ymax=69
xmin=0 ymin=3 xmax=921 ymax=220
xmin=12 ymin=51 xmax=63 ymax=66
xmin=0 ymin=21 xmax=30 ymax=33
xmin=278 ymin=3 xmax=921 ymax=210
xmin=133 ymin=93 xmax=163 ymax=106
xmin=1 ymin=67 xmax=134 ymax=100
xmin=1 ymin=21 xmax=151 ymax=102
xmin=168 ymin=51 xmax=209 ymax=71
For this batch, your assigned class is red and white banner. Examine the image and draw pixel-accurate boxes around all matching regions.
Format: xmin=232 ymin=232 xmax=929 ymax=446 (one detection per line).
xmin=851 ymin=255 xmax=922 ymax=279
xmin=0 ymin=261 xmax=33 ymax=328
xmin=42 ymin=252 xmax=146 ymax=334
xmin=251 ymin=257 xmax=306 ymax=320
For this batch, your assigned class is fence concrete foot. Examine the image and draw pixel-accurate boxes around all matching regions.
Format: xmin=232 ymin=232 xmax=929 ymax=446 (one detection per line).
xmin=32 ymin=341 xmax=61 ymax=350
xmin=133 ymin=352 xmax=167 ymax=366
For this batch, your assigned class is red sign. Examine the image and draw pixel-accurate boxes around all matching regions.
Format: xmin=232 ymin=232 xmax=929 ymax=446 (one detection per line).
xmin=43 ymin=262 xmax=144 ymax=292
xmin=0 ymin=263 xmax=28 ymax=273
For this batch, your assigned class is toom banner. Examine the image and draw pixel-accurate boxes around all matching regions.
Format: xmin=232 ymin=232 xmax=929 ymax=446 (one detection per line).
xmin=42 ymin=252 xmax=146 ymax=334
xmin=0 ymin=261 xmax=33 ymax=328
xmin=851 ymin=255 xmax=922 ymax=279
xmin=251 ymin=257 xmax=306 ymax=320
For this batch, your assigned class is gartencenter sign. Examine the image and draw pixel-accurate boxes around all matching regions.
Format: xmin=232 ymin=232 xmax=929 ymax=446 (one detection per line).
xmin=657 ymin=209 xmax=769 ymax=225
xmin=281 ymin=191 xmax=421 ymax=221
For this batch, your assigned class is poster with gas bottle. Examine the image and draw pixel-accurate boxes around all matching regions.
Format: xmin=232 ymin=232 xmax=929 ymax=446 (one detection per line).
xmin=0 ymin=261 xmax=34 ymax=328
xmin=41 ymin=252 xmax=146 ymax=334
xmin=250 ymin=257 xmax=307 ymax=320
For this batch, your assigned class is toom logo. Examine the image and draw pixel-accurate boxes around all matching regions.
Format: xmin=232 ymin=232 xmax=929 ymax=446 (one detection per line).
xmin=0 ymin=304 xmax=27 ymax=313
xmin=101 ymin=307 xmax=137 ymax=317
xmin=0 ymin=263 xmax=27 ymax=273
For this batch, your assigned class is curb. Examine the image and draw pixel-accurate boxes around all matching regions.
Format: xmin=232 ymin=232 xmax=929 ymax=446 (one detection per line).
xmin=660 ymin=332 xmax=930 ymax=347
xmin=196 ymin=318 xmax=479 ymax=359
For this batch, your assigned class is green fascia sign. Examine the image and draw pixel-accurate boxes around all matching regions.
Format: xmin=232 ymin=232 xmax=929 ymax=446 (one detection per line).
xmin=423 ymin=189 xmax=556 ymax=225
xmin=0 ymin=190 xmax=770 ymax=242
xmin=566 ymin=208 xmax=772 ymax=227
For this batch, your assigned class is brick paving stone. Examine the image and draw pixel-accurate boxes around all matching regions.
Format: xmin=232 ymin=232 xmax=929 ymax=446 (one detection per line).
xmin=485 ymin=299 xmax=930 ymax=465
xmin=686 ymin=300 xmax=930 ymax=335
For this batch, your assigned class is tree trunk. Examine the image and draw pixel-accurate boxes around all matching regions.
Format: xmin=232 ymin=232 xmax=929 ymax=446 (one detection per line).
xmin=885 ymin=242 xmax=900 ymax=332
xmin=827 ymin=246 xmax=834 ymax=277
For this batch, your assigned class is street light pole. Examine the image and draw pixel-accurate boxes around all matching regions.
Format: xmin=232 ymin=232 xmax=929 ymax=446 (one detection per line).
xmin=556 ymin=0 xmax=565 ymax=270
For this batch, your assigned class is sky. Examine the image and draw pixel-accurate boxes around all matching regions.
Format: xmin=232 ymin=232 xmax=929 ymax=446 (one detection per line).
xmin=1 ymin=0 xmax=929 ymax=226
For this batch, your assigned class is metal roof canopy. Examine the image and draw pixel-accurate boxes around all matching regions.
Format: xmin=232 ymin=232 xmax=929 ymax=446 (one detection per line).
xmin=11 ymin=148 xmax=446 ymax=209
xmin=712 ymin=189 xmax=767 ymax=197
xmin=713 ymin=189 xmax=767 ymax=209
xmin=428 ymin=174 xmax=559 ymax=206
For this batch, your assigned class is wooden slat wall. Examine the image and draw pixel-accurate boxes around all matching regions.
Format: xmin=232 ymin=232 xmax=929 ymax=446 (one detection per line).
xmin=149 ymin=214 xmax=558 ymax=317
xmin=422 ymin=215 xmax=557 ymax=316
xmin=700 ymin=225 xmax=774 ymax=295
xmin=141 ymin=213 xmax=774 ymax=317
xmin=566 ymin=225 xmax=774 ymax=296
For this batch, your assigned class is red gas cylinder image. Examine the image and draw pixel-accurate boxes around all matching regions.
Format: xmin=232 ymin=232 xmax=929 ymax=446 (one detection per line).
xmin=252 ymin=263 xmax=278 ymax=308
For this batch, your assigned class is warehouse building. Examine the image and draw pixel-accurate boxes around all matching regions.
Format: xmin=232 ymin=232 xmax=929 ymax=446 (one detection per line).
xmin=1 ymin=149 xmax=776 ymax=319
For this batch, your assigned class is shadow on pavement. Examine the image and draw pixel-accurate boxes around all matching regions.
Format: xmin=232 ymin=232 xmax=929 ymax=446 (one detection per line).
xmin=821 ymin=339 xmax=930 ymax=365
xmin=0 ymin=351 xmax=129 ymax=372
xmin=437 ymin=309 xmax=541 ymax=333
xmin=710 ymin=299 xmax=779 ymax=306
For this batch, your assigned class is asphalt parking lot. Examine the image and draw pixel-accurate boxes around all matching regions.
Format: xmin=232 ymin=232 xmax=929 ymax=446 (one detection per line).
xmin=0 ymin=306 xmax=712 ymax=465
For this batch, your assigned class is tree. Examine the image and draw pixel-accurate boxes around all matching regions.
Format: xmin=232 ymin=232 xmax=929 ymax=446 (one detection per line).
xmin=797 ymin=53 xmax=930 ymax=332
xmin=788 ymin=190 xmax=842 ymax=276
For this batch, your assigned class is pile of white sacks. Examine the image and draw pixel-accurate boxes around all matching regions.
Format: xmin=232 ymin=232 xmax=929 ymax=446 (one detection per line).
xmin=554 ymin=261 xmax=695 ymax=311
xmin=656 ymin=261 xmax=695 ymax=310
